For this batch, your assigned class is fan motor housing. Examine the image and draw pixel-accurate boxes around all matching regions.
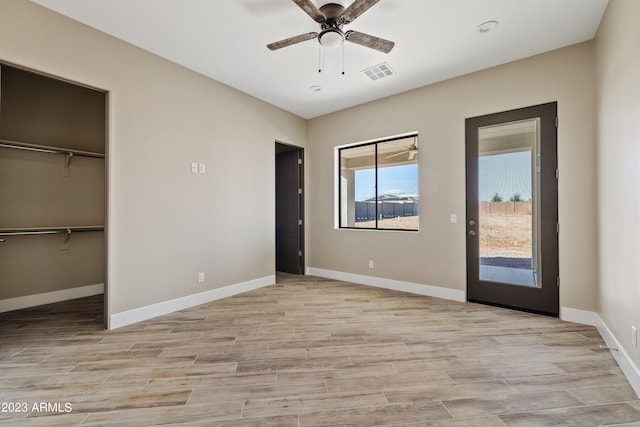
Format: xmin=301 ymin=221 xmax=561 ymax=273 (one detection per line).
xmin=319 ymin=3 xmax=345 ymax=22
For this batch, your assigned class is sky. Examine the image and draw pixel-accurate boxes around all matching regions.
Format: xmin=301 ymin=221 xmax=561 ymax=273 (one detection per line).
xmin=478 ymin=151 xmax=532 ymax=201
xmin=353 ymin=151 xmax=532 ymax=202
xmin=355 ymin=164 xmax=418 ymax=201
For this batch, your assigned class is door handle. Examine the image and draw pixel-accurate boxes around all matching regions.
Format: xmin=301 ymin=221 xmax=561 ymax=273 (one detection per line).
xmin=468 ymin=230 xmax=476 ymax=236
xmin=468 ymin=220 xmax=476 ymax=226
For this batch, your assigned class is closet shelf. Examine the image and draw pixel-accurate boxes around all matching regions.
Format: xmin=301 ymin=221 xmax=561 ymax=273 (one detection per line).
xmin=0 ymin=139 xmax=105 ymax=159
xmin=0 ymin=225 xmax=104 ymax=236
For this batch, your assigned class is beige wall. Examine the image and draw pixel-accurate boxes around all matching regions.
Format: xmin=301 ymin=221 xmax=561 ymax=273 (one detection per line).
xmin=0 ymin=0 xmax=306 ymax=319
xmin=595 ymin=0 xmax=640 ymax=368
xmin=308 ymin=41 xmax=598 ymax=312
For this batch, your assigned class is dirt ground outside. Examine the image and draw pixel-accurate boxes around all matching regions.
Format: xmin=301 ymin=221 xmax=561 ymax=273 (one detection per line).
xmin=354 ymin=204 xmax=532 ymax=261
xmin=480 ymin=205 xmax=532 ymax=259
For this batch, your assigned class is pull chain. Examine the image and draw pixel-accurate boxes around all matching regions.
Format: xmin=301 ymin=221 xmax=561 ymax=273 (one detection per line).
xmin=317 ymin=42 xmax=346 ymax=74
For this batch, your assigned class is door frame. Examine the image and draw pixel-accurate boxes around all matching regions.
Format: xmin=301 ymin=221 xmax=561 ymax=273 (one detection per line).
xmin=275 ymin=141 xmax=305 ymax=275
xmin=465 ymin=102 xmax=559 ymax=316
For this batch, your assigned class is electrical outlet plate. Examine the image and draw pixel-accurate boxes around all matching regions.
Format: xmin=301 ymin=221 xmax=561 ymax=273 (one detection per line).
xmin=198 ymin=272 xmax=205 ymax=283
xmin=368 ymin=260 xmax=374 ymax=269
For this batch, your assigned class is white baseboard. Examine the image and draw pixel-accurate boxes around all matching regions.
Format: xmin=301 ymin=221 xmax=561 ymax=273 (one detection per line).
xmin=596 ymin=316 xmax=640 ymax=397
xmin=109 ymin=275 xmax=275 ymax=330
xmin=0 ymin=283 xmax=104 ymax=313
xmin=560 ymin=307 xmax=601 ymax=326
xmin=306 ymin=267 xmax=466 ymax=302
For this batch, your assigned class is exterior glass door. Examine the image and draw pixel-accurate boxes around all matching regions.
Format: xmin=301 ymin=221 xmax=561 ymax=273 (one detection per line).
xmin=466 ymin=103 xmax=558 ymax=316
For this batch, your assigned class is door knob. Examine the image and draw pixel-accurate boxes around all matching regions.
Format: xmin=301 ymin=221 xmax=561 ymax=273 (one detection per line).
xmin=468 ymin=220 xmax=476 ymax=226
xmin=468 ymin=230 xmax=476 ymax=236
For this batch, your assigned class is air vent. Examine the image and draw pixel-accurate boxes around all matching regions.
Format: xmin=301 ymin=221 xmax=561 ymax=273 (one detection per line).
xmin=361 ymin=63 xmax=395 ymax=81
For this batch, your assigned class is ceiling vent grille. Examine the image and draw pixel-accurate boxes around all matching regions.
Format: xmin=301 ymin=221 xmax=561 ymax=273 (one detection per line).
xmin=361 ymin=63 xmax=395 ymax=81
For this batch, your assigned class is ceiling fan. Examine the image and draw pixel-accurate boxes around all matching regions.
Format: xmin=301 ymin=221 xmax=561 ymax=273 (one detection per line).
xmin=386 ymin=142 xmax=418 ymax=160
xmin=267 ymin=0 xmax=394 ymax=53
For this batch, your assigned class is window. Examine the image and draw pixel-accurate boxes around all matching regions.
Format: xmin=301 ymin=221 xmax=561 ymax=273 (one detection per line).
xmin=339 ymin=134 xmax=419 ymax=231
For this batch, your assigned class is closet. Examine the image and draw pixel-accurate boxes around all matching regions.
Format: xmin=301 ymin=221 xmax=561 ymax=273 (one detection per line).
xmin=0 ymin=64 xmax=106 ymax=322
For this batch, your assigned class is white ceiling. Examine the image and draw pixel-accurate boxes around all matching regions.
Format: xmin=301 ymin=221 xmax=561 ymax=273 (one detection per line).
xmin=31 ymin=0 xmax=608 ymax=119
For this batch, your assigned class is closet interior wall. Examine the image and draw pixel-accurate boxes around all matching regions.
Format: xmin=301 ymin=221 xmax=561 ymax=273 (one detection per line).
xmin=0 ymin=64 xmax=106 ymax=309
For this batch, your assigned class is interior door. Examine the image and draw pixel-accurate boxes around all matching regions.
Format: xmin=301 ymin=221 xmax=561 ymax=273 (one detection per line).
xmin=275 ymin=143 xmax=304 ymax=274
xmin=466 ymin=102 xmax=558 ymax=316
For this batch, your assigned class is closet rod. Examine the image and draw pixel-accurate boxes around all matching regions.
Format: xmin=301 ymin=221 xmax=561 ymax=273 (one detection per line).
xmin=0 ymin=226 xmax=104 ymax=236
xmin=0 ymin=139 xmax=105 ymax=159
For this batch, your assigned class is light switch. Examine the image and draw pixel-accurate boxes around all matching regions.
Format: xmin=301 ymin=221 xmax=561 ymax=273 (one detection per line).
xmin=450 ymin=214 xmax=457 ymax=224
xmin=191 ymin=162 xmax=198 ymax=173
xmin=198 ymin=163 xmax=206 ymax=174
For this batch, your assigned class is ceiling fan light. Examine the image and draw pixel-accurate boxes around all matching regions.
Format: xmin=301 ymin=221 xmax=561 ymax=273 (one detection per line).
xmin=319 ymin=28 xmax=344 ymax=48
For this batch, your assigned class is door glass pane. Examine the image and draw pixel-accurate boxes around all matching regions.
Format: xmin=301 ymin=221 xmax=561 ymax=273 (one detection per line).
xmin=478 ymin=119 xmax=539 ymax=287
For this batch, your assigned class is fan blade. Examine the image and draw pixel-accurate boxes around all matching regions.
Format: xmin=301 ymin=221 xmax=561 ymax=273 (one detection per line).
xmin=345 ymin=30 xmax=394 ymax=53
xmin=342 ymin=0 xmax=380 ymax=24
xmin=292 ymin=0 xmax=325 ymax=23
xmin=267 ymin=32 xmax=318 ymax=50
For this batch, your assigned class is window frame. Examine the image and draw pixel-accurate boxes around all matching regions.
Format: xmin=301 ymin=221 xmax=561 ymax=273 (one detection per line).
xmin=337 ymin=132 xmax=419 ymax=232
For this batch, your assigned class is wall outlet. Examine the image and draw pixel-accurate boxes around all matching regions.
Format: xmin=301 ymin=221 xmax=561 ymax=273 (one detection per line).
xmin=633 ymin=326 xmax=637 ymax=348
xmin=198 ymin=272 xmax=205 ymax=283
xmin=368 ymin=260 xmax=374 ymax=269
xmin=198 ymin=163 xmax=206 ymax=173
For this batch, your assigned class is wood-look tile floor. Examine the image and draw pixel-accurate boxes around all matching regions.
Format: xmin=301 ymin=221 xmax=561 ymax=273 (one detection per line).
xmin=1 ymin=273 xmax=639 ymax=426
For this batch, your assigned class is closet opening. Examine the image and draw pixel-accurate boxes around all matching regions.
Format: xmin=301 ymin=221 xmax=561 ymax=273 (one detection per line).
xmin=0 ymin=63 xmax=108 ymax=329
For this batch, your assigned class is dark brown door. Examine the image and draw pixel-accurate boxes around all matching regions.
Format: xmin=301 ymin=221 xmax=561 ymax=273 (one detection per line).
xmin=466 ymin=102 xmax=558 ymax=316
xmin=276 ymin=143 xmax=304 ymax=274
